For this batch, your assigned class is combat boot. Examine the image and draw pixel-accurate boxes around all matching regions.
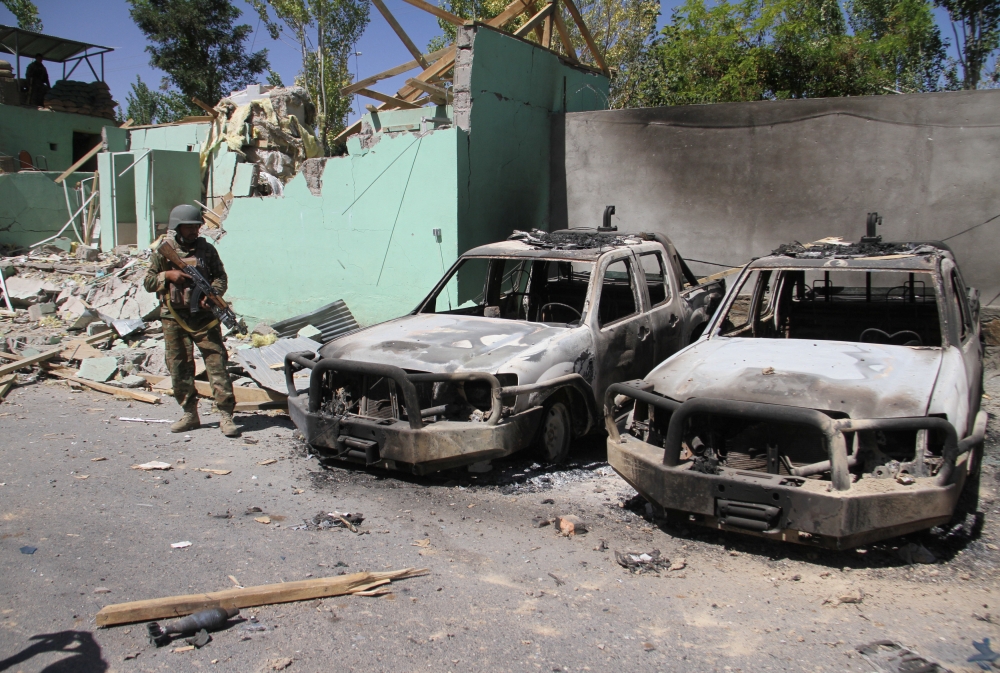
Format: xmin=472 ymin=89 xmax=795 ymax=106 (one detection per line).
xmin=171 ymin=407 xmax=200 ymax=433
xmin=219 ymin=410 xmax=240 ymax=438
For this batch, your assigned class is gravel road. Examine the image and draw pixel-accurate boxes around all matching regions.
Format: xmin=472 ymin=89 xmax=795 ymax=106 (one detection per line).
xmin=1 ymin=377 xmax=999 ymax=672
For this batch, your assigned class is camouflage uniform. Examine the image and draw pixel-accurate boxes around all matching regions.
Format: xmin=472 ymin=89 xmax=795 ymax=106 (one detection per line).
xmin=143 ymin=233 xmax=236 ymax=415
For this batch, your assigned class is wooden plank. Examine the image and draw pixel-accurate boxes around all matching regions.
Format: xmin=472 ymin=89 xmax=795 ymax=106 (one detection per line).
xmin=552 ymin=6 xmax=578 ymax=61
xmin=700 ymin=266 xmax=745 ymax=283
xmin=341 ymin=47 xmax=450 ymax=96
xmin=333 ymin=120 xmax=364 ymax=144
xmin=45 ymin=367 xmax=161 ymax=404
xmin=372 ymin=0 xmax=428 ymax=67
xmin=560 ymin=0 xmax=609 ymax=74
xmin=400 ymin=47 xmax=456 ymax=102
xmin=95 ymin=568 xmax=427 ymax=626
xmin=59 ymin=340 xmax=105 ymax=361
xmin=542 ymin=5 xmax=553 ymax=48
xmin=399 ymin=0 xmax=465 ymax=26
xmin=0 ymin=347 xmax=63 ymax=377
xmin=487 ymin=0 xmax=534 ymax=28
xmin=190 ymin=97 xmax=219 ymax=118
xmin=355 ymin=89 xmax=422 ymax=109
xmin=55 ymin=120 xmax=132 ymax=184
xmin=514 ymin=2 xmax=554 ymax=37
xmin=0 ymin=374 xmax=15 ymax=403
xmin=193 ymin=380 xmax=286 ymax=405
xmin=405 ymin=79 xmax=453 ymax=104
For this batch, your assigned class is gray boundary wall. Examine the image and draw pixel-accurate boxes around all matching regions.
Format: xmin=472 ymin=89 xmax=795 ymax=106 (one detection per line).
xmin=551 ymin=90 xmax=1000 ymax=305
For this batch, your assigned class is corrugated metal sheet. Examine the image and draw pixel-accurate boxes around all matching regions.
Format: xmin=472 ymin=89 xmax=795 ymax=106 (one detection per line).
xmin=235 ymin=336 xmax=320 ymax=394
xmin=271 ymin=300 xmax=360 ymax=344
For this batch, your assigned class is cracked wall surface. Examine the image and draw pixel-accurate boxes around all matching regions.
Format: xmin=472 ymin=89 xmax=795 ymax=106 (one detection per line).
xmin=552 ymin=89 xmax=1000 ymax=306
xmin=0 ymin=172 xmax=92 ymax=249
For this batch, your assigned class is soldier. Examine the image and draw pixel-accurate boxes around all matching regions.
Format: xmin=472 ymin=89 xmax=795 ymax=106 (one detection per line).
xmin=144 ymin=204 xmax=240 ymax=437
xmin=25 ymin=54 xmax=49 ymax=106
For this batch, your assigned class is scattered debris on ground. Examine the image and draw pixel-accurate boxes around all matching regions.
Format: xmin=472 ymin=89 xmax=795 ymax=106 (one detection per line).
xmin=855 ymin=641 xmax=948 ymax=673
xmin=615 ymin=549 xmax=671 ymax=574
xmin=148 ymin=607 xmax=239 ymax=647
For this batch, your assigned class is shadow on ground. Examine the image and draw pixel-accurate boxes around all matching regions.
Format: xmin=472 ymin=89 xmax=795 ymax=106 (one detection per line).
xmin=0 ymin=631 xmax=106 ymax=673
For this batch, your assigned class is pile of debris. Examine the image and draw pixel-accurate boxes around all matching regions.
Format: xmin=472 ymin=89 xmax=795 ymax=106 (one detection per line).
xmin=0 ymin=239 xmax=360 ymax=409
xmin=44 ymin=80 xmax=117 ymax=119
xmin=210 ymin=85 xmax=321 ymax=195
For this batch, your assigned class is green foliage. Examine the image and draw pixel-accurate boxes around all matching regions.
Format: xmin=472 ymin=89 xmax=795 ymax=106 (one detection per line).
xmin=934 ymin=0 xmax=1000 ymax=87
xmin=632 ymin=0 xmax=950 ymax=106
xmin=252 ymin=0 xmax=370 ymax=152
xmin=128 ymin=0 xmax=270 ymax=113
xmin=2 ymin=0 xmax=41 ymax=31
xmin=428 ymin=0 xmax=659 ymax=107
xmin=123 ymin=75 xmax=191 ymax=125
xmin=267 ymin=69 xmax=285 ymax=87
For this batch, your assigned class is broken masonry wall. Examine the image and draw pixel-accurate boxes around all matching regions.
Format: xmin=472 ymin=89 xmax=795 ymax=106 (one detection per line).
xmin=0 ymin=171 xmax=92 ymax=248
xmin=551 ymin=89 xmax=1000 ymax=306
xmin=0 ymin=103 xmax=114 ymax=172
xmin=456 ymin=25 xmax=608 ymax=288
xmin=217 ymin=123 xmax=459 ymax=327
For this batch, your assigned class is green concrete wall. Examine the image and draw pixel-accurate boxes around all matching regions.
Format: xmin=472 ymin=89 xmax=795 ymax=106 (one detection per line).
xmin=455 ymin=26 xmax=608 ymax=256
xmin=0 ymin=104 xmax=114 ymax=172
xmin=98 ymin=152 xmax=138 ymax=251
xmin=0 ymin=171 xmax=92 ymax=248
xmin=134 ymin=150 xmax=203 ymax=249
xmin=218 ymin=124 xmax=459 ymax=327
xmin=129 ymin=123 xmax=213 ymax=152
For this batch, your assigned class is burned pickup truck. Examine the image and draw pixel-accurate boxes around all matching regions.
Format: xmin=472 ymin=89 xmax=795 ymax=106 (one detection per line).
xmin=607 ymin=234 xmax=987 ymax=549
xmin=285 ymin=228 xmax=724 ymax=474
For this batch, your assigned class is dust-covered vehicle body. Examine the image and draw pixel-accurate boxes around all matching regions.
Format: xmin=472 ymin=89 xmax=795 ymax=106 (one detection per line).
xmin=285 ymin=230 xmax=725 ymax=474
xmin=607 ymin=238 xmax=987 ymax=549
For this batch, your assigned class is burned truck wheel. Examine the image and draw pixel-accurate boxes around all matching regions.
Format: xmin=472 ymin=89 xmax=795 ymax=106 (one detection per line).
xmin=536 ymin=401 xmax=572 ymax=464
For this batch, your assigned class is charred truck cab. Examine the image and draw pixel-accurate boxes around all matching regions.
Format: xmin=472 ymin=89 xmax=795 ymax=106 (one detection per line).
xmin=607 ymin=235 xmax=987 ymax=549
xmin=286 ymin=228 xmax=725 ymax=474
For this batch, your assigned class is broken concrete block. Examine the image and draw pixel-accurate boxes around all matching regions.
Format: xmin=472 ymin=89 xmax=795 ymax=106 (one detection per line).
xmin=111 ymin=318 xmax=145 ymax=337
xmin=77 ymin=356 xmax=118 ymax=382
xmin=296 ymin=324 xmax=322 ymax=340
xmin=251 ymin=322 xmax=276 ymax=337
xmin=87 ymin=322 xmax=110 ymax=336
xmin=116 ymin=375 xmax=148 ymax=388
xmin=112 ymin=245 xmax=134 ymax=256
xmin=55 ymin=286 xmax=75 ymax=306
xmin=59 ymin=296 xmax=88 ymax=319
xmin=75 ymin=245 xmax=99 ymax=261
xmin=4 ymin=276 xmax=50 ymax=306
xmin=27 ymin=302 xmax=56 ymax=321
xmin=135 ymin=289 xmax=160 ymax=321
xmin=45 ymin=237 xmax=73 ymax=253
xmin=69 ymin=309 xmax=100 ymax=331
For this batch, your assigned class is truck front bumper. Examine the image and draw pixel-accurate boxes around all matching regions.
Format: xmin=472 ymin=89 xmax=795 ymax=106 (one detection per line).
xmin=604 ymin=383 xmax=987 ymax=549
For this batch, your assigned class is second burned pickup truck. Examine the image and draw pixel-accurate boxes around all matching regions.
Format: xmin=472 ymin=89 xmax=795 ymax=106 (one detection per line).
xmin=285 ymin=228 xmax=725 ymax=474
xmin=607 ymin=230 xmax=987 ymax=549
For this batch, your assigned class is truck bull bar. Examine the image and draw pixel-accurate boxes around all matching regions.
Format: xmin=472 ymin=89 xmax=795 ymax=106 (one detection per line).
xmin=605 ymin=381 xmax=986 ymax=491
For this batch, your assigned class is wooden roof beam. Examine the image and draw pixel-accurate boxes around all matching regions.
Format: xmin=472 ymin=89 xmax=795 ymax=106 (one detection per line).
xmin=514 ymin=2 xmax=554 ymax=38
xmin=341 ymin=46 xmax=450 ymax=96
xmin=371 ymin=0 xmax=429 ymax=68
xmin=551 ymin=5 xmax=578 ymax=62
xmin=399 ymin=0 xmax=465 ymax=25
xmin=561 ymin=0 xmax=609 ymax=75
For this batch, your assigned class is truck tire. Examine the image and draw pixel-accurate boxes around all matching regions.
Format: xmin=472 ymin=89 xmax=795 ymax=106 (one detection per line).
xmin=536 ymin=401 xmax=572 ymax=464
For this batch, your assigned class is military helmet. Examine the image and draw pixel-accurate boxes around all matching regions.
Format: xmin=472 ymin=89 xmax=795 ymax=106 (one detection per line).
xmin=168 ymin=204 xmax=202 ymax=230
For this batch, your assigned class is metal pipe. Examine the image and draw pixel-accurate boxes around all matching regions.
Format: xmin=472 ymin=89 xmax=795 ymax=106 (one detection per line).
xmin=837 ymin=417 xmax=959 ymax=486
xmin=603 ymin=380 xmax=678 ymax=442
xmin=284 ymin=351 xmax=318 ymax=397
xmin=662 ymin=398 xmax=851 ymax=491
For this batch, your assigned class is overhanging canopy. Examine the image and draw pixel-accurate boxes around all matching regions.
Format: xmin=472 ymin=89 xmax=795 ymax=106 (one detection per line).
xmin=0 ymin=24 xmax=113 ymax=81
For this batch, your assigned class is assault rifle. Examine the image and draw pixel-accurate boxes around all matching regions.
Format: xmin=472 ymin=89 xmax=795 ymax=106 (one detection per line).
xmin=157 ymin=240 xmax=239 ymax=331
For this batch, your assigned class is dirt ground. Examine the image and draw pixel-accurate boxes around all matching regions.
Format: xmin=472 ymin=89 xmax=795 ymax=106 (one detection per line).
xmin=1 ymin=375 xmax=999 ymax=673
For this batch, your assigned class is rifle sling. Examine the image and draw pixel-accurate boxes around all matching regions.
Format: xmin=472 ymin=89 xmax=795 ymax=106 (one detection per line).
xmin=165 ymin=297 xmax=219 ymax=335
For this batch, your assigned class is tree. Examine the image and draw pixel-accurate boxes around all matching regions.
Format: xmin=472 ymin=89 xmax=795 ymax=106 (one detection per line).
xmin=128 ymin=0 xmax=270 ymax=116
xmin=2 ymin=0 xmax=41 ymax=31
xmin=252 ymin=0 xmax=370 ymax=151
xmin=122 ymin=75 xmax=191 ymax=125
xmin=632 ymin=0 xmax=949 ymax=106
xmin=428 ymin=0 xmax=659 ymax=107
xmin=934 ymin=0 xmax=1000 ymax=87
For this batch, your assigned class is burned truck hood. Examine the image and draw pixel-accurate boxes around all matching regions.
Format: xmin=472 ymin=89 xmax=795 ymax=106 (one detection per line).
xmin=318 ymin=313 xmax=571 ymax=373
xmin=648 ymin=338 xmax=944 ymax=419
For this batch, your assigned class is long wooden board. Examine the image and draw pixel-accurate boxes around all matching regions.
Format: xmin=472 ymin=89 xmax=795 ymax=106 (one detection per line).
xmin=399 ymin=0 xmax=465 ymax=26
xmin=95 ymin=568 xmax=427 ymax=626
xmin=560 ymin=0 xmax=609 ymax=74
xmin=340 ymin=47 xmax=450 ymax=96
xmin=45 ymin=367 xmax=161 ymax=404
xmin=0 ymin=374 xmax=15 ymax=403
xmin=0 ymin=347 xmax=64 ymax=377
xmin=372 ymin=0 xmax=428 ymax=66
xmin=55 ymin=120 xmax=132 ymax=184
xmin=355 ymin=88 xmax=422 ymax=109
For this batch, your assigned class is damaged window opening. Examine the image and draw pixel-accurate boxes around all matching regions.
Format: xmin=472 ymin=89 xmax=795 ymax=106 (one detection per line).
xmin=718 ymin=268 xmax=943 ymax=347
xmin=419 ymin=256 xmax=594 ymax=325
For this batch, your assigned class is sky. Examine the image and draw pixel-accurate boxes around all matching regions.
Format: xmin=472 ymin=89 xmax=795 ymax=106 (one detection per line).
xmin=0 ymin=0 xmax=959 ymax=126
